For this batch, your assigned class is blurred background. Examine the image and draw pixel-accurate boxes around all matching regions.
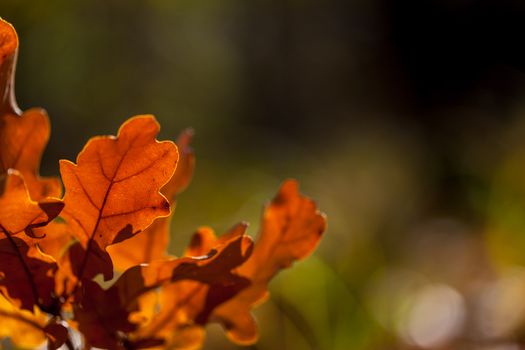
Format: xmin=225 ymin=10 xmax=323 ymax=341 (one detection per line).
xmin=3 ymin=0 xmax=525 ymax=349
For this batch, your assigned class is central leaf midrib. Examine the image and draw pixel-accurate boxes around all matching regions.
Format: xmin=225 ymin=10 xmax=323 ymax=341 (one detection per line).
xmin=76 ymin=136 xmax=136 ymax=282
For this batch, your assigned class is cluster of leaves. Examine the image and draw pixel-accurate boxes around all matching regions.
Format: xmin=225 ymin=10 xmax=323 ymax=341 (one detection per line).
xmin=0 ymin=19 xmax=327 ymax=350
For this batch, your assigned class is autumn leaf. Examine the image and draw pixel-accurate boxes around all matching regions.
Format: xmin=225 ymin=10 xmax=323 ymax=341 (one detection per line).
xmin=59 ymin=115 xmax=178 ymax=282
xmin=0 ymin=170 xmax=63 ymax=239
xmin=108 ymin=129 xmax=195 ymax=271
xmin=75 ymin=235 xmax=252 ymax=349
xmin=208 ymin=180 xmax=326 ymax=344
xmin=128 ymin=224 xmax=249 ymax=349
xmin=0 ymin=20 xmax=61 ymax=201
xmin=0 ymin=20 xmax=68 ymax=348
xmin=0 ymin=109 xmax=62 ymax=200
xmin=0 ymin=172 xmax=62 ymax=311
xmin=129 ymin=180 xmax=326 ymax=347
xmin=0 ymin=236 xmax=58 ymax=312
xmin=114 ymin=235 xmax=252 ymax=311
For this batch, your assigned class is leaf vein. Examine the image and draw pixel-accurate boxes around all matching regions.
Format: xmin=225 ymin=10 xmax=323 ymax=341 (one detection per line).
xmin=96 ymin=150 xmax=112 ymax=182
xmin=73 ymin=172 xmax=100 ymax=211
xmin=113 ymin=148 xmax=171 ymax=184
xmin=101 ymin=206 xmax=159 ymax=220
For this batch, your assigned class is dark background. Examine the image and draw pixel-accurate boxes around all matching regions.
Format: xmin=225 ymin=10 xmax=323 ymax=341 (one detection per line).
xmin=3 ymin=1 xmax=525 ymax=349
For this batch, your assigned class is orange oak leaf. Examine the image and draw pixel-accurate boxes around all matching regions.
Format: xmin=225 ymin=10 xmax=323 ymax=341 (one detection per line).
xmin=203 ymin=180 xmax=326 ymax=344
xmin=108 ymin=129 xmax=195 ymax=271
xmin=59 ymin=115 xmax=178 ymax=281
xmin=0 ymin=236 xmax=58 ymax=312
xmin=0 ymin=109 xmax=62 ymax=200
xmin=129 ymin=224 xmax=249 ymax=349
xmin=0 ymin=20 xmax=61 ymax=200
xmin=0 ymin=170 xmax=63 ymax=239
xmin=0 ymin=170 xmax=62 ymax=311
xmin=114 ymin=235 xmax=252 ymax=309
xmin=75 ymin=235 xmax=252 ymax=349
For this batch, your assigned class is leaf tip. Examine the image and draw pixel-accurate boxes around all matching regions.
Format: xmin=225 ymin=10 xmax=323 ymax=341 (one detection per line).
xmin=118 ymin=114 xmax=160 ymax=138
xmin=276 ymin=178 xmax=300 ymax=200
xmin=0 ymin=19 xmax=18 ymax=58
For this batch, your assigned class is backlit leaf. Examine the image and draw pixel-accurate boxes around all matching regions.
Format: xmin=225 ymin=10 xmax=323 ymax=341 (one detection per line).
xmin=60 ymin=115 xmax=178 ymax=281
xmin=75 ymin=235 xmax=252 ymax=349
xmin=0 ymin=20 xmax=61 ymax=201
xmin=129 ymin=224 xmax=249 ymax=349
xmin=0 ymin=170 xmax=63 ymax=240
xmin=0 ymin=110 xmax=62 ymax=200
xmin=114 ymin=235 xmax=252 ymax=310
xmin=0 ymin=236 xmax=57 ymax=312
xmin=212 ymin=180 xmax=326 ymax=344
xmin=108 ymin=128 xmax=195 ymax=271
